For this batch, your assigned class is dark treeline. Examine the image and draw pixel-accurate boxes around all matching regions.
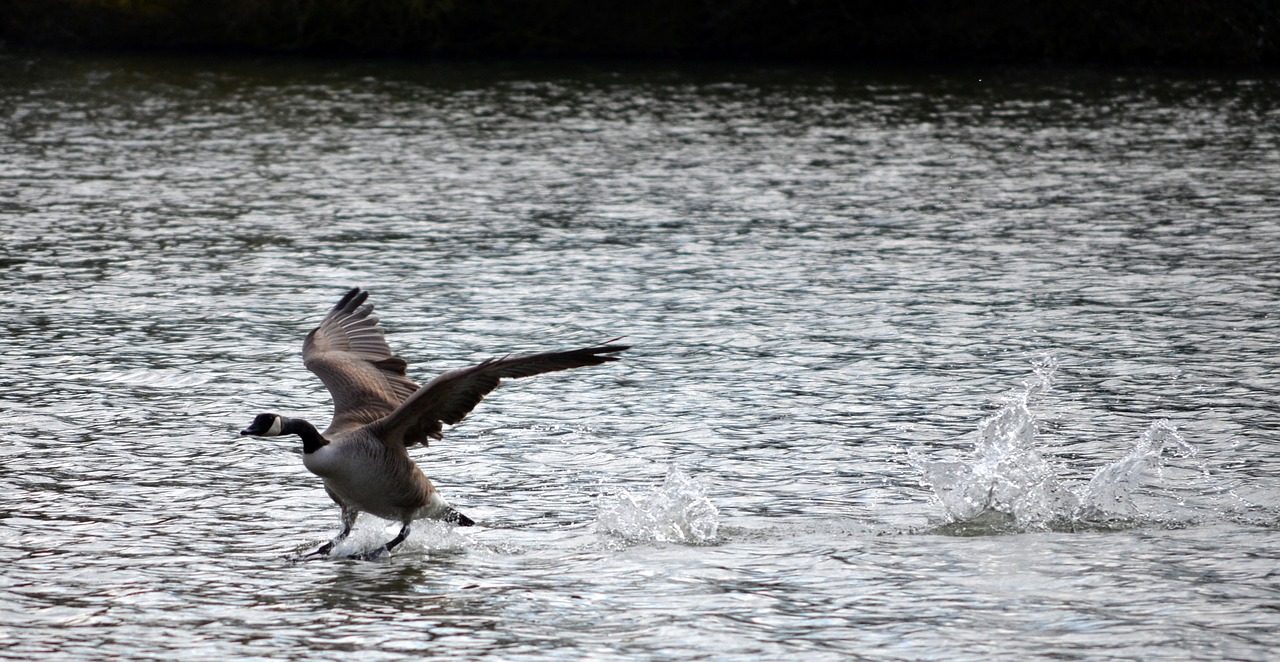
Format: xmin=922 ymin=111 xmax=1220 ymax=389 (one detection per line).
xmin=1 ymin=0 xmax=1277 ymax=65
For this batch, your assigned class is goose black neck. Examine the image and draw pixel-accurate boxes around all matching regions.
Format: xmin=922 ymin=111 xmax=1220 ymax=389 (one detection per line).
xmin=281 ymin=417 xmax=328 ymax=454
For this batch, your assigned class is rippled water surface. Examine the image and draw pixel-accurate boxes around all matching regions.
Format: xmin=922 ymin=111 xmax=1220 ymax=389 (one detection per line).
xmin=2 ymin=55 xmax=1278 ymax=660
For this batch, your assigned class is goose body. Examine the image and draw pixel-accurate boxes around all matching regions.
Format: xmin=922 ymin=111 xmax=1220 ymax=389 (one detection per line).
xmin=302 ymin=435 xmax=454 ymax=522
xmin=240 ymin=288 xmax=628 ymax=559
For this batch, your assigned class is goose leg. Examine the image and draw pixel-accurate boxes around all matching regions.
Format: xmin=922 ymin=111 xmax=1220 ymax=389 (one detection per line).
xmin=304 ymin=507 xmax=358 ymax=559
xmin=353 ymin=523 xmax=411 ymax=561
xmin=383 ymin=523 xmax=412 ymax=553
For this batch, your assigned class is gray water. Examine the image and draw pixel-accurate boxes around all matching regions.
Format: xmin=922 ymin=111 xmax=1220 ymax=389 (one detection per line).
xmin=1 ymin=55 xmax=1278 ymax=660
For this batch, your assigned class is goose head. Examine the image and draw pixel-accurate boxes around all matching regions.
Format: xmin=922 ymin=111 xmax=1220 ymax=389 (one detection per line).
xmin=241 ymin=413 xmax=284 ymax=437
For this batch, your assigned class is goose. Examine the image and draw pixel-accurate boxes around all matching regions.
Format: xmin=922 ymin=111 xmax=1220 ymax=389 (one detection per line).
xmin=240 ymin=287 xmax=628 ymax=560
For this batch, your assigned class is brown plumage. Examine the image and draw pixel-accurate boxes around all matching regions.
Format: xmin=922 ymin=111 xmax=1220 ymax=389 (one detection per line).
xmin=240 ymin=287 xmax=629 ymax=560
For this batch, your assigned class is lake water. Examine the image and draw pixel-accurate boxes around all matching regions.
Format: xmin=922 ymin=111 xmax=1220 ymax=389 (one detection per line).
xmin=1 ymin=55 xmax=1278 ymax=660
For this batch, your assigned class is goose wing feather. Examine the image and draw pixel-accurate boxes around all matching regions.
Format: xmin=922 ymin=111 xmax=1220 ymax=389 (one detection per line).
xmin=376 ymin=342 xmax=630 ymax=446
xmin=303 ymin=288 xmax=421 ymax=435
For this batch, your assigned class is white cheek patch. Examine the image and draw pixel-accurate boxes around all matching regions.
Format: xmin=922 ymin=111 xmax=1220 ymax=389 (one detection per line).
xmin=267 ymin=416 xmax=282 ymax=436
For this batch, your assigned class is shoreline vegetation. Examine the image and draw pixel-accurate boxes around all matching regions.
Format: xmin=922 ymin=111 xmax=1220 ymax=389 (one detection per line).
xmin=1 ymin=0 xmax=1277 ymax=65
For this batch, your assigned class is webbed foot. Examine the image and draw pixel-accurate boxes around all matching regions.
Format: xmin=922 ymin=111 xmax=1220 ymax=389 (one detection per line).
xmin=300 ymin=541 xmax=335 ymax=559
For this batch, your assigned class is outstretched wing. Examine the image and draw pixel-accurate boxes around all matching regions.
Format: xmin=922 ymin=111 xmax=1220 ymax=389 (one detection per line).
xmin=303 ymin=288 xmax=421 ymax=435
xmin=375 ymin=341 xmax=630 ymax=447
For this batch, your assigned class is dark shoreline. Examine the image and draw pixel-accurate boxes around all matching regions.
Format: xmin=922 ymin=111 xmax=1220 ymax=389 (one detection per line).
xmin=2 ymin=1 xmax=1277 ymax=67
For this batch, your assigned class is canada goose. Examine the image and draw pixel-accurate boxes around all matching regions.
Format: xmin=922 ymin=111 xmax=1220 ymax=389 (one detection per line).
xmin=240 ymin=287 xmax=628 ymax=560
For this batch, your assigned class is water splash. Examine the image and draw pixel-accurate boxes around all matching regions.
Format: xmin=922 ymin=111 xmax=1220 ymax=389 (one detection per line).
xmin=912 ymin=358 xmax=1199 ymax=534
xmin=293 ymin=519 xmax=471 ymax=561
xmin=1076 ymin=420 xmax=1196 ymax=521
xmin=597 ymin=468 xmax=719 ymax=544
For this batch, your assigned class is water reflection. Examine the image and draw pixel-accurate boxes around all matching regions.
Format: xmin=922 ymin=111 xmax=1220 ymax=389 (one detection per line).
xmin=1 ymin=55 xmax=1278 ymax=659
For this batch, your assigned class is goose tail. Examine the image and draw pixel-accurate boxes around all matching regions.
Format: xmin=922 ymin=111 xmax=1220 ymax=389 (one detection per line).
xmin=424 ymin=492 xmax=475 ymax=527
xmin=445 ymin=509 xmax=475 ymax=527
